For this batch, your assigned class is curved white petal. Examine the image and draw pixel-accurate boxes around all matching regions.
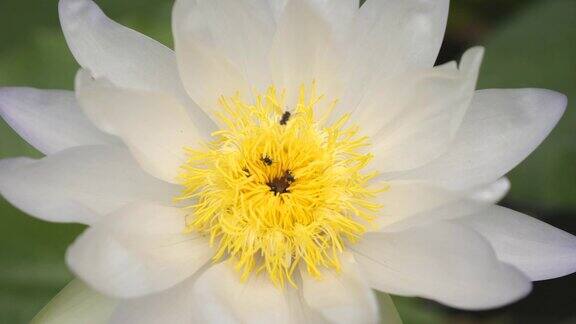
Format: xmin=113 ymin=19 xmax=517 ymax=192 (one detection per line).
xmin=59 ymin=0 xmax=182 ymax=96
xmin=301 ymin=256 xmax=381 ymax=324
xmin=31 ymin=280 xmax=117 ymax=324
xmin=112 ymin=260 xmax=394 ymax=324
xmin=110 ymin=277 xmax=205 ymax=324
xmin=390 ymin=88 xmax=567 ymax=189
xmin=76 ymin=74 xmax=210 ymax=183
xmin=284 ymin=287 xmax=328 ymax=324
xmin=269 ymin=0 xmax=339 ymax=101
xmin=184 ymin=260 xmax=391 ymax=324
xmin=267 ymin=0 xmax=359 ymax=24
xmin=0 ymin=146 xmax=176 ymax=225
xmin=59 ymin=0 xmax=215 ymax=137
xmin=368 ymin=47 xmax=484 ymax=172
xmin=375 ymin=181 xmax=486 ymax=232
xmin=0 ymin=87 xmax=118 ymax=155
xmin=267 ymin=0 xmax=288 ymax=20
xmin=190 ymin=262 xmax=292 ymax=323
xmin=66 ymin=202 xmax=212 ymax=299
xmin=353 ymin=0 xmax=448 ymax=71
xmin=310 ymin=0 xmax=359 ymax=40
xmin=353 ymin=222 xmax=532 ymax=310
xmin=174 ymin=0 xmax=275 ymax=104
xmin=173 ymin=0 xmax=257 ymax=114
xmin=111 ymin=268 xmax=321 ymax=324
xmin=337 ymin=0 xmax=449 ymax=114
xmin=60 ymin=0 xmax=217 ymax=131
xmin=465 ymin=178 xmax=511 ymax=204
xmin=110 ymin=283 xmax=234 ymax=324
xmin=111 ymin=265 xmax=362 ymax=324
xmin=459 ymin=206 xmax=576 ymax=281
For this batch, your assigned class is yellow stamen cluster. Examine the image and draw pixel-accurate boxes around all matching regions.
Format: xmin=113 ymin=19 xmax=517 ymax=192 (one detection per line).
xmin=178 ymin=84 xmax=381 ymax=286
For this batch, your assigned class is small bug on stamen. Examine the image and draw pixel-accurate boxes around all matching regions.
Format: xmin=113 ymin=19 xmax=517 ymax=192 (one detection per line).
xmin=261 ymin=155 xmax=273 ymax=166
xmin=285 ymin=171 xmax=295 ymax=183
xmin=242 ymin=168 xmax=251 ymax=177
xmin=279 ymin=111 xmax=291 ymax=125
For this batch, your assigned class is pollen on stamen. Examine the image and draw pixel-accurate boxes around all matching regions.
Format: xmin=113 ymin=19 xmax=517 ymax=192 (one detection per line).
xmin=176 ymin=83 xmax=384 ymax=287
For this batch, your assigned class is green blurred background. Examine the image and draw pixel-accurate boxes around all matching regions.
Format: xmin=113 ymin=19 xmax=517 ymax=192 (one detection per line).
xmin=0 ymin=0 xmax=575 ymax=323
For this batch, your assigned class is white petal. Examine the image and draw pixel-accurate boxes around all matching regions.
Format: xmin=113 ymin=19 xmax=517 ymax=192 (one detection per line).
xmin=465 ymin=178 xmax=511 ymax=204
xmin=60 ymin=0 xmax=217 ymax=133
xmin=110 ymin=265 xmax=395 ymax=324
xmin=301 ymin=256 xmax=381 ymax=324
xmin=31 ymin=280 xmax=117 ymax=324
xmin=66 ymin=202 xmax=212 ymax=298
xmin=0 ymin=146 xmax=176 ymax=225
xmin=458 ymin=206 xmax=576 ymax=281
xmin=174 ymin=0 xmax=275 ymax=102
xmin=284 ymin=286 xmax=328 ymax=324
xmin=190 ymin=262 xmax=292 ymax=323
xmin=76 ymin=74 xmax=210 ymax=183
xmin=349 ymin=55 xmax=467 ymax=137
xmin=269 ymin=0 xmax=338 ymax=101
xmin=268 ymin=0 xmax=359 ymax=23
xmin=111 ymin=259 xmax=393 ymax=324
xmin=310 ymin=0 xmax=359 ymax=39
xmin=368 ymin=48 xmax=484 ymax=172
xmin=390 ymin=88 xmax=567 ymax=189
xmin=172 ymin=0 xmax=254 ymax=114
xmin=0 ymin=87 xmax=118 ymax=155
xmin=337 ymin=0 xmax=449 ymax=113
xmin=110 ymin=278 xmax=203 ymax=324
xmin=59 ymin=0 xmax=182 ymax=97
xmin=375 ymin=181 xmax=486 ymax=232
xmin=353 ymin=0 xmax=448 ymax=71
xmin=111 ymin=265 xmax=335 ymax=324
xmin=267 ymin=0 xmax=288 ymax=20
xmin=353 ymin=222 xmax=532 ymax=310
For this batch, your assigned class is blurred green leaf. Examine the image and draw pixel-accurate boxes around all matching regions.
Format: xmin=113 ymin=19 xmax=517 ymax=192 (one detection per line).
xmin=0 ymin=199 xmax=84 ymax=323
xmin=391 ymin=297 xmax=446 ymax=324
xmin=478 ymin=0 xmax=576 ymax=211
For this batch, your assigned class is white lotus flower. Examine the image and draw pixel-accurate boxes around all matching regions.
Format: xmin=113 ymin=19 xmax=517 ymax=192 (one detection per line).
xmin=1 ymin=0 xmax=575 ymax=323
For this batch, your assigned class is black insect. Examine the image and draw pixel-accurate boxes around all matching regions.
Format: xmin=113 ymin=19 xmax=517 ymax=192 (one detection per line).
xmin=279 ymin=111 xmax=291 ymax=125
xmin=261 ymin=155 xmax=273 ymax=166
xmin=242 ymin=167 xmax=251 ymax=177
xmin=285 ymin=170 xmax=295 ymax=183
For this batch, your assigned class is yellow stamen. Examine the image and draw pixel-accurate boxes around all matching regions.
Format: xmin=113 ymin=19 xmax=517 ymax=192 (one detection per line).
xmin=177 ymin=83 xmax=383 ymax=287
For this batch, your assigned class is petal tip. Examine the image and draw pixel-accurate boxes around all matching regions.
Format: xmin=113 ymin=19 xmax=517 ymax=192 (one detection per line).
xmin=59 ymin=0 xmax=96 ymax=16
xmin=523 ymin=88 xmax=567 ymax=127
xmin=542 ymin=89 xmax=568 ymax=115
xmin=460 ymin=46 xmax=485 ymax=73
xmin=0 ymin=88 xmax=33 ymax=139
xmin=58 ymin=0 xmax=107 ymax=47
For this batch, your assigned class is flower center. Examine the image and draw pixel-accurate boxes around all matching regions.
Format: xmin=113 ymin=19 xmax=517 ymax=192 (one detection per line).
xmin=267 ymin=170 xmax=294 ymax=195
xmin=177 ymin=84 xmax=381 ymax=286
